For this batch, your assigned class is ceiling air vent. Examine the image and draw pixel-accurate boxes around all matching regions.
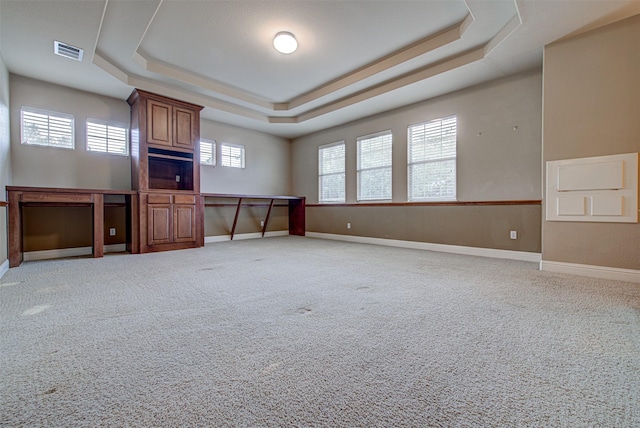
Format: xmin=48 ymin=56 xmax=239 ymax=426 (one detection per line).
xmin=54 ymin=41 xmax=83 ymax=61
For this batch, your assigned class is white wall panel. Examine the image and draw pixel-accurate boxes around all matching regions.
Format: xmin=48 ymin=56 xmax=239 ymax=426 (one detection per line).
xmin=546 ymin=153 xmax=638 ymax=223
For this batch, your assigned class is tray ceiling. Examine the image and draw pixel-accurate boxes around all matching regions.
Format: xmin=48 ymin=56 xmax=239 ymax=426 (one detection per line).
xmin=1 ymin=0 xmax=638 ymax=138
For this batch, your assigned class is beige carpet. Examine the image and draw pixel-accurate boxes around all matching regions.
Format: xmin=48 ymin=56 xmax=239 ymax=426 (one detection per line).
xmin=1 ymin=236 xmax=639 ymax=427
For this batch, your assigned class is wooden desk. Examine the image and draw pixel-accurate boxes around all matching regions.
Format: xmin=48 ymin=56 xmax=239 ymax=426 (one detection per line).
xmin=202 ymin=193 xmax=305 ymax=240
xmin=6 ymin=186 xmax=137 ymax=268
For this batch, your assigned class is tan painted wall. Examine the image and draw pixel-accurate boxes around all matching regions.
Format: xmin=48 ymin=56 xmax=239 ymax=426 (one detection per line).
xmin=542 ymin=14 xmax=640 ymax=270
xmin=200 ymin=120 xmax=290 ymax=195
xmin=204 ymin=200 xmax=289 ymax=237
xmin=292 ymin=70 xmax=542 ymax=204
xmin=20 ymin=204 xmax=126 ymax=252
xmin=292 ymin=71 xmax=542 ymax=252
xmin=10 ymin=75 xmax=131 ymax=190
xmin=0 ymin=51 xmax=10 ymax=268
xmin=308 ymin=204 xmax=541 ymax=252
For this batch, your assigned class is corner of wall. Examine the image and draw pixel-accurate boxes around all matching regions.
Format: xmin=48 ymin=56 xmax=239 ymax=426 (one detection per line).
xmin=0 ymin=50 xmax=11 ymax=273
xmin=541 ymin=14 xmax=640 ymax=272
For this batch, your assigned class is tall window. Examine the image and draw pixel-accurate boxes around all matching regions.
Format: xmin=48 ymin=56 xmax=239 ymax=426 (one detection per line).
xmin=21 ymin=106 xmax=74 ymax=149
xmin=357 ymin=131 xmax=392 ymax=201
xmin=318 ymin=141 xmax=345 ymax=203
xmin=200 ymin=139 xmax=216 ymax=166
xmin=408 ymin=115 xmax=457 ymax=201
xmin=86 ymin=120 xmax=128 ymax=155
xmin=221 ymin=143 xmax=245 ymax=168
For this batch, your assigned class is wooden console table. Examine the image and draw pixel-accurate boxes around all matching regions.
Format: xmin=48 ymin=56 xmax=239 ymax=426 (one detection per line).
xmin=6 ymin=186 xmax=138 ymax=268
xmin=202 ymin=193 xmax=305 ymax=240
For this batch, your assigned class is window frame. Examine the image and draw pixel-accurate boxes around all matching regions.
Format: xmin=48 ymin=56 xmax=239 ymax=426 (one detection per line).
xmin=21 ymin=106 xmax=75 ymax=150
xmin=318 ymin=141 xmax=346 ymax=203
xmin=220 ymin=142 xmax=245 ymax=169
xmin=356 ymin=130 xmax=393 ymax=202
xmin=200 ymin=138 xmax=216 ymax=166
xmin=86 ymin=118 xmax=129 ymax=156
xmin=407 ymin=115 xmax=457 ymax=202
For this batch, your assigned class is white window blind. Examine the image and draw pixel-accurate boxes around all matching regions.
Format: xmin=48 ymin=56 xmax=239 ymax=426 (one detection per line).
xmin=319 ymin=142 xmax=345 ymax=203
xmin=200 ymin=139 xmax=216 ymax=166
xmin=408 ymin=115 xmax=457 ymax=201
xmin=21 ymin=106 xmax=74 ymax=149
xmin=357 ymin=131 xmax=392 ymax=201
xmin=86 ymin=120 xmax=128 ymax=155
xmin=221 ymin=143 xmax=245 ymax=168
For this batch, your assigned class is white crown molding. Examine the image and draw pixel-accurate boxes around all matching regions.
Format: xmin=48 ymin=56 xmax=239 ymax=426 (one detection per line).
xmin=133 ymin=51 xmax=274 ymax=110
xmin=288 ymin=46 xmax=486 ymax=124
xmin=92 ymin=1 xmax=522 ymax=125
xmin=283 ymin=15 xmax=474 ymax=111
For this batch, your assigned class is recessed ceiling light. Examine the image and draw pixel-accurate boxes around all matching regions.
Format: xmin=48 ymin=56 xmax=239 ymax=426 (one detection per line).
xmin=273 ymin=32 xmax=298 ymax=54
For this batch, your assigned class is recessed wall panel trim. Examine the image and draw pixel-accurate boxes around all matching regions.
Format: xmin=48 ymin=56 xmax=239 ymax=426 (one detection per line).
xmin=546 ymin=153 xmax=638 ymax=223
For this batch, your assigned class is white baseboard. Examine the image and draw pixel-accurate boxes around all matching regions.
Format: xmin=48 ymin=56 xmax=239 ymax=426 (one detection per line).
xmin=306 ymin=232 xmax=541 ymax=263
xmin=105 ymin=244 xmax=127 ymax=253
xmin=205 ymin=230 xmax=289 ymax=244
xmin=23 ymin=243 xmax=127 ymax=262
xmin=23 ymin=246 xmax=93 ymax=262
xmin=0 ymin=259 xmax=8 ymax=280
xmin=540 ymin=260 xmax=640 ymax=283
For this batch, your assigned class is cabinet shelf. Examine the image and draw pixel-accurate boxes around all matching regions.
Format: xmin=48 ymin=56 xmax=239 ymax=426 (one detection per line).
xmin=148 ymin=153 xmax=194 ymax=163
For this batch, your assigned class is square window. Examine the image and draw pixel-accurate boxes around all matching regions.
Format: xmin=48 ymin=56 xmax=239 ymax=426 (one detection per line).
xmin=221 ymin=143 xmax=245 ymax=168
xmin=87 ymin=120 xmax=128 ymax=156
xmin=21 ymin=106 xmax=74 ymax=149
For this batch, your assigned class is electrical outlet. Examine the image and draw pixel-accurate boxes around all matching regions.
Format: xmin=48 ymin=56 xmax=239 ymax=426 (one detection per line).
xmin=109 ymin=228 xmax=116 ymax=236
xmin=347 ymin=222 xmax=351 ymax=229
xmin=260 ymin=220 xmax=265 ymax=227
xmin=176 ymin=175 xmax=181 ymax=182
xmin=510 ymin=230 xmax=517 ymax=240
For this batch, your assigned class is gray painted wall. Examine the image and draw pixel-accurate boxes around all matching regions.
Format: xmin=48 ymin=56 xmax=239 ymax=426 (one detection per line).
xmin=542 ymin=14 xmax=640 ymax=270
xmin=0 ymin=52 xmax=10 ymax=268
xmin=10 ymin=75 xmax=132 ymax=189
xmin=200 ymin=120 xmax=290 ymax=195
xmin=290 ymin=71 xmax=542 ymax=252
xmin=8 ymin=76 xmax=291 ymax=195
xmin=292 ymin=70 xmax=542 ymax=204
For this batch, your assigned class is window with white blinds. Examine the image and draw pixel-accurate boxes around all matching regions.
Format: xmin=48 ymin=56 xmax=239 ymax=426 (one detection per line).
xmin=86 ymin=120 xmax=128 ymax=155
xmin=357 ymin=131 xmax=392 ymax=201
xmin=21 ymin=106 xmax=74 ymax=149
xmin=318 ymin=141 xmax=345 ymax=203
xmin=408 ymin=115 xmax=457 ymax=201
xmin=200 ymin=139 xmax=216 ymax=166
xmin=221 ymin=143 xmax=245 ymax=168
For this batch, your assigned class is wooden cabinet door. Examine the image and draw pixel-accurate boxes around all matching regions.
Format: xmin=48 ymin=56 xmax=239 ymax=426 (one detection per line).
xmin=173 ymin=204 xmax=196 ymax=243
xmin=146 ymin=99 xmax=172 ymax=147
xmin=173 ymin=107 xmax=196 ymax=150
xmin=148 ymin=204 xmax=173 ymax=245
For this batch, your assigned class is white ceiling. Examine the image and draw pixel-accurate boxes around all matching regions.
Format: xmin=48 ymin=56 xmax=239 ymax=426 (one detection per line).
xmin=1 ymin=0 xmax=638 ymax=139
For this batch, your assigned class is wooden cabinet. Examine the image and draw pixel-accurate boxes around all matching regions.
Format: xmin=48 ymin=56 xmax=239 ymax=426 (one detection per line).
xmin=128 ymin=89 xmax=203 ymax=193
xmin=128 ymin=89 xmax=204 ymax=254
xmin=141 ymin=193 xmax=200 ymax=252
xmin=146 ymin=99 xmax=197 ymax=150
xmin=174 ymin=204 xmax=196 ymax=242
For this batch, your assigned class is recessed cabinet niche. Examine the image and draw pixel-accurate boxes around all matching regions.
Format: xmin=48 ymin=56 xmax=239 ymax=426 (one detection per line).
xmin=128 ymin=89 xmax=204 ymax=254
